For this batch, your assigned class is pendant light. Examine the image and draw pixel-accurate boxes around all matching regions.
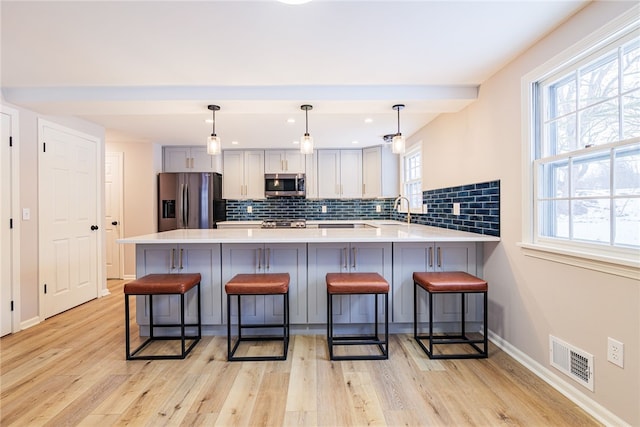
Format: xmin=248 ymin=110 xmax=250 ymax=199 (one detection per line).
xmin=392 ymin=104 xmax=406 ymax=154
xmin=300 ymin=104 xmax=314 ymax=154
xmin=206 ymin=104 xmax=221 ymax=155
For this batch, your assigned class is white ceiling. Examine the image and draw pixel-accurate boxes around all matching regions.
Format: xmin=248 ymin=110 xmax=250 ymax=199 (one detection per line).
xmin=1 ymin=0 xmax=590 ymax=150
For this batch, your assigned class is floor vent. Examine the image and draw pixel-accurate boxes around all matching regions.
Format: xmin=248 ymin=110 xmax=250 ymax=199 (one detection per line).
xmin=549 ymin=335 xmax=594 ymax=391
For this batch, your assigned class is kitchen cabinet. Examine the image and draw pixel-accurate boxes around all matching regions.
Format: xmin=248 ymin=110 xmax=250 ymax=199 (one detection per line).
xmin=317 ymin=149 xmax=362 ymax=198
xmin=163 ymin=146 xmax=222 ymax=173
xmin=264 ymin=150 xmax=305 ymax=174
xmin=304 ymin=151 xmax=318 ymax=199
xmin=135 ymin=243 xmax=223 ymax=325
xmin=221 ymin=243 xmax=307 ymax=325
xmin=362 ymin=146 xmax=399 ymax=198
xmin=307 ymin=242 xmax=392 ymax=324
xmin=222 ymin=150 xmax=265 ymax=199
xmin=392 ymin=242 xmax=480 ymax=324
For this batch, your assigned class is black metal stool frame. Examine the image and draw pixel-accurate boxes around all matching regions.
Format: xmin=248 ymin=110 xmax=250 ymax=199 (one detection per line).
xmin=327 ymin=291 xmax=389 ymax=360
xmin=413 ymin=281 xmax=488 ymax=359
xmin=125 ymin=282 xmax=202 ymax=360
xmin=227 ymin=292 xmax=290 ymax=361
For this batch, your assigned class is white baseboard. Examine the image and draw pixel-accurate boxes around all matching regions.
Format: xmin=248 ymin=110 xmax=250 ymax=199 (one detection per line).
xmin=488 ymin=330 xmax=629 ymax=427
xmin=20 ymin=316 xmax=41 ymax=331
xmin=100 ymin=288 xmax=111 ymax=297
xmin=123 ymin=274 xmax=136 ymax=280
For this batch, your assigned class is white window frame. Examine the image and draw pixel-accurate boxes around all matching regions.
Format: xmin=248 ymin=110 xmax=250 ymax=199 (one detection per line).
xmin=401 ymin=144 xmax=422 ymax=212
xmin=520 ymin=6 xmax=640 ymax=279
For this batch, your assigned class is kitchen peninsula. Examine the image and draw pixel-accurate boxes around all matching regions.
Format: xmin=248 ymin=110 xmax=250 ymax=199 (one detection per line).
xmin=118 ymin=221 xmax=499 ymax=335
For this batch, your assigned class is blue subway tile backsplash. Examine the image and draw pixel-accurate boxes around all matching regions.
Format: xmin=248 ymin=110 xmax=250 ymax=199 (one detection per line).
xmin=225 ymin=180 xmax=500 ymax=236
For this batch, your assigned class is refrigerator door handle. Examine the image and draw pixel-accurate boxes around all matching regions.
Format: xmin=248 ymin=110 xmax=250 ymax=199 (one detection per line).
xmin=185 ymin=184 xmax=190 ymax=228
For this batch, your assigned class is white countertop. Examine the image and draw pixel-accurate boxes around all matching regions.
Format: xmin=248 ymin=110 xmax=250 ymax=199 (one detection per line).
xmin=118 ymin=220 xmax=500 ymax=244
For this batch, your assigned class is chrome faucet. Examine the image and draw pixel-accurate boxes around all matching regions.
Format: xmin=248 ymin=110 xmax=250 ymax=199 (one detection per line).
xmin=394 ymin=195 xmax=411 ymax=225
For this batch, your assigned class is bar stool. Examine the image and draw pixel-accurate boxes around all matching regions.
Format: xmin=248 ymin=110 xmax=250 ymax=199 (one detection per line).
xmin=326 ymin=272 xmax=389 ymax=360
xmin=225 ymin=273 xmax=290 ymax=361
xmin=413 ymin=271 xmax=488 ymax=359
xmin=124 ymin=273 xmax=202 ymax=360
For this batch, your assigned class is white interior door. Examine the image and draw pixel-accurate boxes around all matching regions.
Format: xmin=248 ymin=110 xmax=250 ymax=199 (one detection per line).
xmin=39 ymin=121 xmax=99 ymax=318
xmin=1 ymin=112 xmax=13 ymax=336
xmin=105 ymin=152 xmax=123 ymax=279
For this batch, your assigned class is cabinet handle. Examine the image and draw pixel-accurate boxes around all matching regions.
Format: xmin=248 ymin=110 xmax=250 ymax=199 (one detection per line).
xmin=341 ymin=184 xmax=344 ymax=195
xmin=352 ymin=247 xmax=357 ymax=269
xmin=179 ymin=248 xmax=184 ymax=269
xmin=437 ymin=247 xmax=442 ymax=268
xmin=266 ymin=248 xmax=270 ymax=270
xmin=186 ymin=158 xmax=190 ymax=169
xmin=285 ymin=159 xmax=288 ymax=171
xmin=336 ymin=184 xmax=340 ymax=196
xmin=258 ymin=247 xmax=262 ymax=269
xmin=171 ymin=248 xmax=176 ymax=270
xmin=428 ymin=247 xmax=433 ymax=268
xmin=343 ymin=248 xmax=348 ymax=270
xmin=190 ymin=158 xmax=194 ymax=169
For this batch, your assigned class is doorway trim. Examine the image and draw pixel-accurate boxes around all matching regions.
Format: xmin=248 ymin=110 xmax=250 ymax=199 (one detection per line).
xmin=1 ymin=104 xmax=21 ymax=334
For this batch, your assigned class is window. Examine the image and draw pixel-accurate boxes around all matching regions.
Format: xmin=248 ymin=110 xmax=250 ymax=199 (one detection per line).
xmin=522 ymin=11 xmax=640 ymax=277
xmin=402 ymin=146 xmax=422 ymax=210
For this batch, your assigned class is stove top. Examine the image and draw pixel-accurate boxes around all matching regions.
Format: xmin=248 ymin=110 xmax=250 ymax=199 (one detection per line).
xmin=261 ymin=219 xmax=306 ymax=229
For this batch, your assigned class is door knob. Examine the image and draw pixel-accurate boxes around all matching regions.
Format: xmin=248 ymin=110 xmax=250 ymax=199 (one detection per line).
xmin=90 ymin=225 xmax=99 ymax=231
xmin=111 ymin=221 xmax=118 ymax=226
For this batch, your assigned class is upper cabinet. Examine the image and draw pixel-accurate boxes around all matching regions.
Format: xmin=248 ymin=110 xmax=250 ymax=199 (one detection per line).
xmin=163 ymin=146 xmax=222 ymax=173
xmin=362 ymin=146 xmax=399 ymax=198
xmin=264 ymin=150 xmax=306 ymax=174
xmin=317 ymin=149 xmax=362 ymax=199
xmin=222 ymin=150 xmax=265 ymax=200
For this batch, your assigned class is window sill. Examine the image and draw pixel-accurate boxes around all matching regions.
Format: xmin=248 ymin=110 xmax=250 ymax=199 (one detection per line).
xmin=517 ymin=242 xmax=639 ymax=280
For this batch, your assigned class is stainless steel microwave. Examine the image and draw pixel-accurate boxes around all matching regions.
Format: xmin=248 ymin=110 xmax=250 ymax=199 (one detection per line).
xmin=264 ymin=173 xmax=305 ymax=197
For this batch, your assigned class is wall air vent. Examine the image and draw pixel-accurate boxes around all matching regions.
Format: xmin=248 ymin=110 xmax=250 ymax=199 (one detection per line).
xmin=549 ymin=335 xmax=594 ymax=391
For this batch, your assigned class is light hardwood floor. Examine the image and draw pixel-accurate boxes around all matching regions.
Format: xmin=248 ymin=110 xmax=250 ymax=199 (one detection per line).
xmin=1 ymin=279 xmax=600 ymax=426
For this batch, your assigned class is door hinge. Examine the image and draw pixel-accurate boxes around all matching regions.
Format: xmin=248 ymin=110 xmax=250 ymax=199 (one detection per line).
xmin=10 ymin=301 xmax=14 ymax=311
xmin=9 ymin=136 xmax=13 ymax=147
xmin=9 ymin=218 xmax=13 ymax=229
xmin=44 ymin=284 xmax=47 ymax=294
xmin=43 ymin=142 xmax=46 ymax=152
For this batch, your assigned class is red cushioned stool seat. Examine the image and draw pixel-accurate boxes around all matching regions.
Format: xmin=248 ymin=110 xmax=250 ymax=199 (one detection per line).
xmin=413 ymin=271 xmax=488 ymax=359
xmin=326 ymin=272 xmax=389 ymax=361
xmin=124 ymin=273 xmax=201 ymax=360
xmin=225 ymin=273 xmax=290 ymax=361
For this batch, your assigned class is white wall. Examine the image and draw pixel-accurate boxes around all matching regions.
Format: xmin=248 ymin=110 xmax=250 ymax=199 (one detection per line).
xmin=1 ymin=101 xmax=106 ymax=324
xmin=105 ymin=140 xmax=161 ymax=278
xmin=408 ymin=2 xmax=639 ymax=425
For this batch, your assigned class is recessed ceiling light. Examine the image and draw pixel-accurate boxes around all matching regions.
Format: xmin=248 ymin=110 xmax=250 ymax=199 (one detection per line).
xmin=231 ymin=141 xmax=239 ymax=145
xmin=352 ymin=140 xmax=359 ymax=144
xmin=205 ymin=119 xmax=213 ymax=123
xmin=364 ymin=118 xmax=373 ymax=123
xmin=287 ymin=118 xmax=295 ymax=123
xmin=293 ymin=140 xmax=300 ymax=145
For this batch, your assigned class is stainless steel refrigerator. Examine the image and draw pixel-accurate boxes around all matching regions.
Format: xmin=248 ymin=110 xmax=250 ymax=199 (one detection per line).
xmin=158 ymin=172 xmax=226 ymax=231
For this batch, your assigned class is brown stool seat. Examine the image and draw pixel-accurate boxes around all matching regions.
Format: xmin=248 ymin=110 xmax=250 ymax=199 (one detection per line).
xmin=125 ymin=273 xmax=201 ymax=295
xmin=124 ymin=273 xmax=202 ymax=361
xmin=226 ymin=273 xmax=291 ymax=362
xmin=413 ymin=271 xmax=487 ymax=293
xmin=326 ymin=272 xmax=390 ymax=294
xmin=225 ymin=273 xmax=289 ymax=295
xmin=413 ymin=271 xmax=488 ymax=359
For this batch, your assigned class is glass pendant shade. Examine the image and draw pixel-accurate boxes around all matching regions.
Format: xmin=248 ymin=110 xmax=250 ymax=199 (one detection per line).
xmin=391 ymin=133 xmax=405 ymax=154
xmin=207 ymin=134 xmax=221 ymax=155
xmin=300 ymin=134 xmax=314 ymax=154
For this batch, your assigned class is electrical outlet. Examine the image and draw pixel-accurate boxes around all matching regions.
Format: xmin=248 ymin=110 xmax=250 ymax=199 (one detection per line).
xmin=422 ymin=204 xmax=428 ymax=214
xmin=376 ymin=205 xmax=381 ymax=213
xmin=607 ymin=337 xmax=624 ymax=368
xmin=453 ymin=202 xmax=460 ymax=216
xmin=22 ymin=208 xmax=30 ymax=220
xmin=247 ymin=206 xmax=252 ymax=213
xmin=321 ymin=205 xmax=327 ymax=213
